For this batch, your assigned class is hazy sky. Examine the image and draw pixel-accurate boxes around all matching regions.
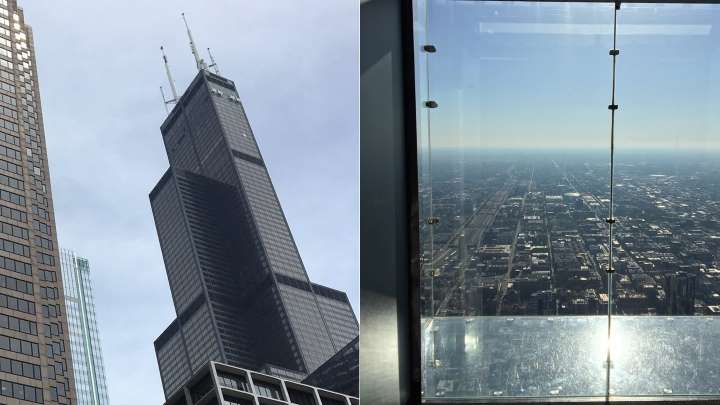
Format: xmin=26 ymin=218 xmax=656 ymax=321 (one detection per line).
xmin=20 ymin=1 xmax=358 ymax=403
xmin=418 ymin=1 xmax=720 ymax=150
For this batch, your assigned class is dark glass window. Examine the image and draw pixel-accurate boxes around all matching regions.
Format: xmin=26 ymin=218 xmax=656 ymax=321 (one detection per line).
xmin=318 ymin=396 xmax=345 ymax=405
xmin=216 ymin=371 xmax=250 ymax=392
xmin=287 ymin=387 xmax=317 ymax=405
xmin=253 ymin=380 xmax=284 ymax=400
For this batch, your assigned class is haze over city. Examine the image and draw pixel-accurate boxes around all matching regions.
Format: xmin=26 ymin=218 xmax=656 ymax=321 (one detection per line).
xmin=416 ymin=2 xmax=720 ymax=150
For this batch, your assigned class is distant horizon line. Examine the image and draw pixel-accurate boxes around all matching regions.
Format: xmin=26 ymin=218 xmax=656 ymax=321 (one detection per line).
xmin=424 ymin=146 xmax=720 ymax=153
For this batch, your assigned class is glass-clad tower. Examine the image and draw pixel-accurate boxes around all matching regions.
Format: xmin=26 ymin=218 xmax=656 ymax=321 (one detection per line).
xmin=0 ymin=1 xmax=76 ymax=403
xmin=150 ymin=67 xmax=358 ymax=398
xmin=60 ymin=250 xmax=109 ymax=405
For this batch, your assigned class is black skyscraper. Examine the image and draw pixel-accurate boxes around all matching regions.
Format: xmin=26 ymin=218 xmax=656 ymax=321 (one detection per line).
xmin=664 ymin=271 xmax=696 ymax=315
xmin=302 ymin=336 xmax=359 ymax=397
xmin=150 ymin=69 xmax=358 ymax=398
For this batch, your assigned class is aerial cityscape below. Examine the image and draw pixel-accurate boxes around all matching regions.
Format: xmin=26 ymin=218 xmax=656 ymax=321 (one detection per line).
xmin=421 ymin=149 xmax=720 ymax=318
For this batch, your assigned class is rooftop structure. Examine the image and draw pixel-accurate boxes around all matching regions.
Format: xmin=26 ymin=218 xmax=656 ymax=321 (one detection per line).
xmin=163 ymin=361 xmax=358 ymax=405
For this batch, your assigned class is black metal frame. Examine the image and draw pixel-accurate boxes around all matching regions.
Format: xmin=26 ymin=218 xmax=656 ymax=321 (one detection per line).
xmin=402 ymin=0 xmax=424 ymax=403
xmin=399 ymin=0 xmax=720 ymax=404
xmin=448 ymin=0 xmax=720 ymax=3
xmin=424 ymin=398 xmax=720 ymax=404
xmin=359 ymin=0 xmax=422 ymax=403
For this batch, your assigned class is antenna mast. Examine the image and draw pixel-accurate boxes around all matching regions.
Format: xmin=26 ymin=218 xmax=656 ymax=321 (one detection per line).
xmin=207 ymin=48 xmax=220 ymax=74
xmin=182 ymin=13 xmax=208 ymax=71
xmin=160 ymin=46 xmax=178 ymax=109
xmin=159 ymin=86 xmax=170 ymax=113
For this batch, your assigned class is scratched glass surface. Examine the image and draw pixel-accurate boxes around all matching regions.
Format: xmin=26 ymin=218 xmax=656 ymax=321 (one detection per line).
xmin=423 ymin=316 xmax=720 ymax=399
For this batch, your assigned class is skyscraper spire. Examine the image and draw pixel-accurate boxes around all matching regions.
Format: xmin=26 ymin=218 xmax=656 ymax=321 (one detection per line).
xmin=207 ymin=47 xmax=220 ymax=74
xmin=160 ymin=46 xmax=179 ymax=102
xmin=182 ymin=12 xmax=208 ymax=71
xmin=159 ymin=86 xmax=170 ymax=113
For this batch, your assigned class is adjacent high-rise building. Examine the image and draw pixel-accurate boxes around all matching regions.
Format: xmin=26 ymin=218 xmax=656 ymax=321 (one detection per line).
xmin=0 ymin=1 xmax=76 ymax=403
xmin=60 ymin=250 xmax=110 ymax=405
xmin=527 ymin=290 xmax=556 ymax=315
xmin=163 ymin=361 xmax=358 ymax=405
xmin=302 ymin=336 xmax=359 ymax=397
xmin=664 ymin=271 xmax=696 ymax=315
xmin=150 ymin=45 xmax=358 ymax=398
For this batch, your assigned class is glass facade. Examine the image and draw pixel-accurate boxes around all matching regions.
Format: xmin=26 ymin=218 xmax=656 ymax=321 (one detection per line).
xmin=302 ymin=336 xmax=359 ymax=397
xmin=414 ymin=0 xmax=720 ymax=401
xmin=60 ymin=249 xmax=110 ymax=405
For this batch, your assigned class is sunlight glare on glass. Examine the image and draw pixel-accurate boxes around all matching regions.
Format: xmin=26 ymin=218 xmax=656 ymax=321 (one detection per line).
xmin=590 ymin=319 xmax=632 ymax=368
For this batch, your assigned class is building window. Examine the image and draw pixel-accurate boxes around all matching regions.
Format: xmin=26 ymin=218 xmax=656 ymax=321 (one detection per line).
xmin=253 ymin=380 xmax=284 ymax=400
xmin=216 ymin=371 xmax=250 ymax=392
xmin=287 ymin=387 xmax=317 ymax=405
xmin=414 ymin=0 xmax=720 ymax=402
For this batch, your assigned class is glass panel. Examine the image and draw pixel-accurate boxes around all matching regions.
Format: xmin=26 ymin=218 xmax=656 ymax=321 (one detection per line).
xmin=610 ymin=1 xmax=720 ymax=397
xmin=416 ymin=0 xmax=614 ymax=400
xmin=425 ymin=316 xmax=720 ymax=398
xmin=415 ymin=0 xmax=720 ymax=401
xmin=416 ymin=0 xmax=615 ymax=321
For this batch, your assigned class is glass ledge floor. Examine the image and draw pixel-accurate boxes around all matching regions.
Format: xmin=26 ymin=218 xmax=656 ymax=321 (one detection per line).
xmin=422 ymin=316 xmax=720 ymax=402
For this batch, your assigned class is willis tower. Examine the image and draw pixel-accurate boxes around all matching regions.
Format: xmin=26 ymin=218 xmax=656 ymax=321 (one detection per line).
xmin=151 ymin=17 xmax=358 ymax=399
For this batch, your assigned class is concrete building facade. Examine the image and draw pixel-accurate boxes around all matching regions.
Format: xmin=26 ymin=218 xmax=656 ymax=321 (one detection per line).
xmin=0 ymin=1 xmax=75 ymax=403
xmin=163 ymin=361 xmax=358 ymax=405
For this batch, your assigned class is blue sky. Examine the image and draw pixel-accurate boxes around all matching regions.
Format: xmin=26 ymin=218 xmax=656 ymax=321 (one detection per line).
xmin=20 ymin=1 xmax=358 ymax=403
xmin=418 ymin=1 xmax=720 ymax=150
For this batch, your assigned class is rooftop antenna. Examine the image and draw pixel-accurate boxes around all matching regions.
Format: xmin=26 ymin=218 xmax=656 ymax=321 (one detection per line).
xmin=182 ymin=12 xmax=208 ymax=71
xmin=207 ymin=48 xmax=220 ymax=74
xmin=159 ymin=86 xmax=169 ymax=113
xmin=160 ymin=46 xmax=178 ymax=110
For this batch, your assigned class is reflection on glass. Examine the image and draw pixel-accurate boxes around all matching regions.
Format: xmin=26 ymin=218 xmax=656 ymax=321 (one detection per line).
xmin=415 ymin=0 xmax=720 ymax=401
xmin=423 ymin=317 xmax=720 ymax=398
